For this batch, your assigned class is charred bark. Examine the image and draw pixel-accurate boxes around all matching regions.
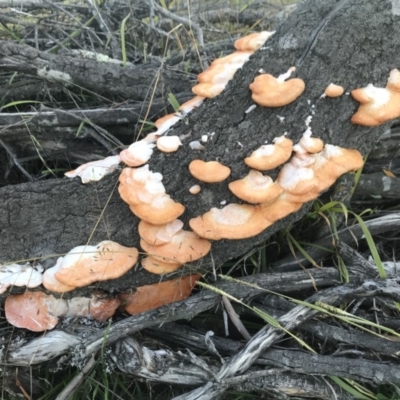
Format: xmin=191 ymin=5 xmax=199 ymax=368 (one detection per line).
xmin=1 ymin=0 xmax=399 ymax=282
xmin=2 ymin=1 xmax=400 ymax=397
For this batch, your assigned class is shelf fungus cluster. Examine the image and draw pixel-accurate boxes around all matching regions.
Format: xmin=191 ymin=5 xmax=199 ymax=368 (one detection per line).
xmin=43 ymin=241 xmax=139 ymax=292
xmin=5 ymin=291 xmax=121 ymax=332
xmin=118 ymin=165 xmax=211 ymax=274
xmin=351 ymin=68 xmax=400 ymax=126
xmin=192 ymin=31 xmax=274 ymax=98
xmin=14 ymin=31 xmax=397 ymax=333
xmin=3 ymin=241 xmax=138 ymax=330
xmin=189 ymin=132 xmax=363 ymax=240
xmin=64 ymin=31 xmax=274 ymax=183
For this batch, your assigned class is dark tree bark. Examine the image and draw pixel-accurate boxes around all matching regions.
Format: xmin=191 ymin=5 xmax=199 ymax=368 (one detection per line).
xmin=1 ymin=0 xmax=399 ymax=293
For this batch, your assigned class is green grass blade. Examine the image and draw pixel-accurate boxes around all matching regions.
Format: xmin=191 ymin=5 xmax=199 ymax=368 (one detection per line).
xmin=351 ymin=212 xmax=386 ymax=278
xmin=168 ymin=92 xmax=181 ymax=111
xmin=120 ymin=13 xmax=131 ymax=67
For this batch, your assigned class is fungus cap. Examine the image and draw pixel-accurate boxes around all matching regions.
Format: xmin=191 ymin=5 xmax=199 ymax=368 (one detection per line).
xmin=141 ymin=256 xmax=182 ymax=275
xmin=211 ymin=51 xmax=252 ymax=66
xmin=324 ymin=83 xmax=344 ymax=98
xmin=43 ymin=258 xmax=76 ymax=293
xmin=118 ymin=165 xmax=165 ymax=206
xmin=192 ymin=83 xmax=226 ymax=98
xmin=54 ymin=241 xmax=139 ymax=287
xmin=244 ymin=135 xmax=293 ymax=170
xmin=234 ymin=31 xmax=274 ymax=52
xmin=351 ymin=69 xmax=400 ymax=126
xmin=259 ymin=194 xmax=303 ymax=222
xmin=156 ymin=136 xmax=182 ymax=153
xmin=140 ymin=231 xmax=212 ymax=264
xmin=130 ymin=196 xmax=185 ymax=225
xmin=5 ymin=291 xmax=65 ymax=332
xmin=293 ymin=130 xmax=324 ymax=154
xmin=138 ymin=219 xmax=184 ymax=246
xmin=89 ymin=292 xmax=121 ymax=322
xmin=65 ymin=155 xmax=121 ymax=184
xmin=189 ymin=160 xmax=231 ymax=183
xmin=155 ymin=114 xmax=181 ymax=135
xmin=189 ymin=184 xmax=201 ymax=194
xmin=197 ymin=63 xmax=242 ymax=85
xmin=189 ymin=203 xmax=272 ymax=240
xmin=228 ymin=170 xmax=283 ymax=203
xmin=249 ymin=68 xmax=305 ymax=107
xmin=179 ymin=96 xmax=205 ymax=114
xmin=277 ymin=160 xmax=316 ymax=195
xmin=119 ymin=140 xmax=155 ymax=167
xmin=0 ymin=263 xmax=43 ymax=294
xmin=119 ymin=275 xmax=201 ymax=315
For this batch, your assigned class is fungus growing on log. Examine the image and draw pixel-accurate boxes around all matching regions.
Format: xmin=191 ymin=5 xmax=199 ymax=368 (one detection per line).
xmin=351 ymin=68 xmax=400 ymax=126
xmin=228 ymin=170 xmax=283 ymax=204
xmin=189 ymin=160 xmax=231 ymax=183
xmin=5 ymin=291 xmax=63 ymax=332
xmin=153 ymin=113 xmax=181 ymax=136
xmin=234 ymin=31 xmax=275 ymax=51
xmin=118 ymin=165 xmax=185 ymax=224
xmin=120 ymin=140 xmax=155 ymax=167
xmin=5 ymin=291 xmax=120 ymax=331
xmin=249 ymin=67 xmax=305 ymax=107
xmin=293 ymin=129 xmax=324 ymax=155
xmin=141 ymin=257 xmax=182 ymax=275
xmin=189 ymin=203 xmax=272 ymax=240
xmin=323 ymin=83 xmax=344 ymax=98
xmin=140 ymin=231 xmax=211 ymax=265
xmin=156 ymin=136 xmax=182 ymax=153
xmin=64 ymin=155 xmax=121 ymax=183
xmin=43 ymin=257 xmax=77 ymax=293
xmin=244 ymin=134 xmax=293 ymax=170
xmin=53 ymin=241 xmax=138 ymax=288
xmin=178 ymin=96 xmax=205 ymax=114
xmin=311 ymin=145 xmax=364 ymax=191
xmin=189 ymin=184 xmax=201 ymax=194
xmin=119 ymin=275 xmax=201 ymax=315
xmin=138 ymin=219 xmax=184 ymax=246
xmin=0 ymin=263 xmax=43 ymax=294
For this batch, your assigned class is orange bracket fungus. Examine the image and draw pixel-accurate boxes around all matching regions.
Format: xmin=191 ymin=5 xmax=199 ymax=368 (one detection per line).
xmin=244 ymin=134 xmax=293 ymax=170
xmin=120 ymin=139 xmax=155 ymax=167
xmin=189 ymin=184 xmax=201 ymax=194
xmin=0 ymin=263 xmax=43 ymax=294
xmin=138 ymin=219 xmax=184 ymax=246
xmin=189 ymin=160 xmax=231 ymax=183
xmin=351 ymin=68 xmax=400 ymax=126
xmin=323 ymin=83 xmax=344 ymax=98
xmin=138 ymin=219 xmax=211 ymax=274
xmin=43 ymin=257 xmax=77 ymax=293
xmin=192 ymin=31 xmax=274 ymax=99
xmin=154 ymin=113 xmax=181 ymax=136
xmin=141 ymin=257 xmax=182 ymax=275
xmin=156 ymin=136 xmax=182 ymax=153
xmin=64 ymin=31 xmax=274 ymax=184
xmin=178 ymin=96 xmax=205 ymax=115
xmin=5 ymin=291 xmax=120 ymax=331
xmin=249 ymin=67 xmax=305 ymax=107
xmin=140 ymin=230 xmax=211 ymax=266
xmin=118 ymin=165 xmax=185 ymax=224
xmin=119 ymin=275 xmax=201 ymax=315
xmin=234 ymin=31 xmax=275 ymax=52
xmin=228 ymin=170 xmax=282 ymax=204
xmin=51 ymin=241 xmax=138 ymax=288
xmin=64 ymin=155 xmax=121 ymax=183
xmin=189 ymin=203 xmax=272 ymax=240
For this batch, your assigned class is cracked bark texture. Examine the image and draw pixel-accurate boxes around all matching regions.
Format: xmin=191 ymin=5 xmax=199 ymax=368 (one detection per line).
xmin=1 ymin=0 xmax=399 ymax=294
